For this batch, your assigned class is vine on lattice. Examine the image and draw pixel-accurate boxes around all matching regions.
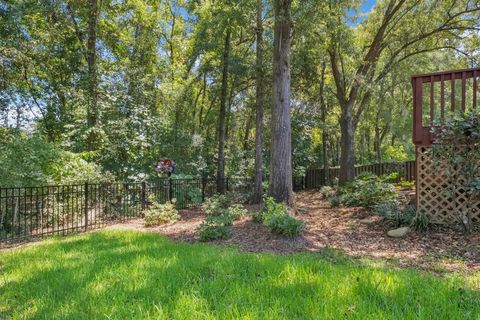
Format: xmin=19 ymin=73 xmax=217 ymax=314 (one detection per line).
xmin=431 ymin=111 xmax=480 ymax=233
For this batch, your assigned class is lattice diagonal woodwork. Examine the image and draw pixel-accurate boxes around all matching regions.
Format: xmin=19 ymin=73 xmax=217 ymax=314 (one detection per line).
xmin=416 ymin=146 xmax=480 ymax=224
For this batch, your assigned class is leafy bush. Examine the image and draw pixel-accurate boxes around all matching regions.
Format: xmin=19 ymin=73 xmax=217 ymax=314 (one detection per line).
xmin=411 ymin=210 xmax=429 ymax=232
xmin=396 ymin=180 xmax=415 ymax=190
xmin=319 ymin=186 xmax=336 ymax=199
xmin=227 ymin=204 xmax=247 ymax=221
xmin=333 ymin=173 xmax=397 ymax=208
xmin=260 ymin=197 xmax=304 ymax=237
xmin=264 ymin=214 xmax=304 ymax=237
xmin=144 ymin=197 xmax=179 ymax=227
xmin=251 ymin=211 xmax=264 ymax=223
xmin=372 ymin=200 xmax=415 ymax=227
xmin=198 ymin=213 xmax=233 ymax=241
xmin=202 ymin=193 xmax=233 ymax=216
xmin=262 ymin=197 xmax=288 ymax=219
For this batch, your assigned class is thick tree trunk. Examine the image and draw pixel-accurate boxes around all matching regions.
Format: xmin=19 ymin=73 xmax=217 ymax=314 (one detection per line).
xmin=216 ymin=29 xmax=231 ymax=193
xmin=269 ymin=0 xmax=293 ymax=205
xmin=374 ymin=126 xmax=382 ymax=163
xmin=319 ymin=61 xmax=329 ymax=185
xmin=339 ymin=108 xmax=356 ymax=184
xmin=86 ymin=0 xmax=98 ymax=150
xmin=243 ymin=110 xmax=253 ymax=152
xmin=253 ymin=0 xmax=264 ymax=204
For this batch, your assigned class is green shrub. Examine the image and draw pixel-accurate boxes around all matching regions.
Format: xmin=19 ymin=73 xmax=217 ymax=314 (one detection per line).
xmin=206 ymin=213 xmax=234 ymax=226
xmin=411 ymin=210 xmax=429 ymax=232
xmin=198 ymin=223 xmax=231 ymax=241
xmin=396 ymin=180 xmax=415 ymax=190
xmin=202 ymin=193 xmax=233 ymax=216
xmin=261 ymin=197 xmax=304 ymax=237
xmin=372 ymin=200 xmax=417 ymax=227
xmin=251 ymin=211 xmax=264 ymax=223
xmin=144 ymin=197 xmax=179 ymax=227
xmin=227 ymin=204 xmax=248 ymax=221
xmin=333 ymin=173 xmax=397 ymax=209
xmin=319 ymin=186 xmax=336 ymax=199
xmin=264 ymin=213 xmax=304 ymax=237
xmin=262 ymin=197 xmax=288 ymax=220
xmin=197 ymin=213 xmax=233 ymax=241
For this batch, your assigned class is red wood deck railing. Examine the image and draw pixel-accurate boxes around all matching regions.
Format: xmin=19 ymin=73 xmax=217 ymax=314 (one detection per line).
xmin=412 ymin=67 xmax=480 ymax=146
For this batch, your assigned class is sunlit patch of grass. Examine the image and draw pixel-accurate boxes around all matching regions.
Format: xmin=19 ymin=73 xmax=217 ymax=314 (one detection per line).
xmin=0 ymin=230 xmax=479 ymax=319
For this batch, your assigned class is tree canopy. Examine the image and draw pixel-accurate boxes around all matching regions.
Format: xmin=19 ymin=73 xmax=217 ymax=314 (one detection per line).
xmin=0 ymin=0 xmax=479 ymax=191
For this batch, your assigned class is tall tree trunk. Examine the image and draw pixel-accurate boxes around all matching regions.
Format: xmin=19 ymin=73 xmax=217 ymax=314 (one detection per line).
xmin=339 ymin=106 xmax=356 ymax=184
xmin=269 ymin=0 xmax=293 ymax=205
xmin=253 ymin=0 xmax=264 ymax=204
xmin=319 ymin=61 xmax=329 ymax=185
xmin=243 ymin=109 xmax=253 ymax=152
xmin=374 ymin=126 xmax=382 ymax=163
xmin=86 ymin=0 xmax=99 ymax=150
xmin=216 ymin=29 xmax=231 ymax=193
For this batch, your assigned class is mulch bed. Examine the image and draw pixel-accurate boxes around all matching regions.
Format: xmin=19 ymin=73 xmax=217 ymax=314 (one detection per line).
xmin=112 ymin=191 xmax=480 ymax=274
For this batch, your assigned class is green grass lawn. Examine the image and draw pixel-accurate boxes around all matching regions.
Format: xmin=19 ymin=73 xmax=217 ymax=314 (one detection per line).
xmin=1 ymin=231 xmax=479 ymax=319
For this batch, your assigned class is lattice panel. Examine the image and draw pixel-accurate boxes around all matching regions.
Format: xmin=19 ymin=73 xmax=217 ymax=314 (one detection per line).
xmin=416 ymin=146 xmax=480 ymax=224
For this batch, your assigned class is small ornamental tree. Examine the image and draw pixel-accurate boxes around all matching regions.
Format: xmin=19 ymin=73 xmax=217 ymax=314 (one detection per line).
xmin=431 ymin=111 xmax=480 ymax=233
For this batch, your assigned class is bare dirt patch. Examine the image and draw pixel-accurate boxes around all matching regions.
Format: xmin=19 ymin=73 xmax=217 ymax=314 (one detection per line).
xmin=111 ymin=191 xmax=480 ymax=273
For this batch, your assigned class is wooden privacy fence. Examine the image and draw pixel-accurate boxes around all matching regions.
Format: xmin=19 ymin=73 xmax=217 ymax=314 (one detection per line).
xmin=300 ymin=160 xmax=416 ymax=190
xmin=0 ymin=178 xmax=249 ymax=244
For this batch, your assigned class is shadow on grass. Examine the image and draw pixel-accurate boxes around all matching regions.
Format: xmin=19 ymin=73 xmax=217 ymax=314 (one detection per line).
xmin=1 ymin=230 xmax=479 ymax=319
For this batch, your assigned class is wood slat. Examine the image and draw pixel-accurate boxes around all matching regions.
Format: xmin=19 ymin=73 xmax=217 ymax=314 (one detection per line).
xmin=474 ymin=70 xmax=477 ymax=109
xmin=430 ymin=76 xmax=434 ymax=124
xmin=462 ymin=71 xmax=466 ymax=112
xmin=451 ymin=73 xmax=456 ymax=112
xmin=440 ymin=74 xmax=445 ymax=120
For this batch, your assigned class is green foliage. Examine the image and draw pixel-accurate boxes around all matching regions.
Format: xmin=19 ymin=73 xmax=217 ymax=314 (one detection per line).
xmin=198 ymin=213 xmax=233 ymax=241
xmin=202 ymin=194 xmax=233 ymax=216
xmin=0 ymin=133 xmax=109 ymax=186
xmin=396 ymin=180 xmax=415 ymax=190
xmin=382 ymin=145 xmax=410 ymax=162
xmin=227 ymin=204 xmax=247 ymax=221
xmin=431 ymin=110 xmax=480 ymax=232
xmin=372 ymin=201 xmax=416 ymax=227
xmin=262 ymin=197 xmax=289 ymax=219
xmin=411 ymin=211 xmax=430 ymax=232
xmin=206 ymin=213 xmax=234 ymax=227
xmin=319 ymin=186 xmax=336 ymax=199
xmin=333 ymin=173 xmax=398 ymax=209
xmin=251 ymin=211 xmax=264 ymax=223
xmin=261 ymin=197 xmax=304 ymax=237
xmin=264 ymin=214 xmax=305 ymax=237
xmin=144 ymin=197 xmax=179 ymax=227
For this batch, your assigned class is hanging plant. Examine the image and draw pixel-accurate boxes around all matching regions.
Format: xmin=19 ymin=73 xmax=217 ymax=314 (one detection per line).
xmin=154 ymin=158 xmax=176 ymax=177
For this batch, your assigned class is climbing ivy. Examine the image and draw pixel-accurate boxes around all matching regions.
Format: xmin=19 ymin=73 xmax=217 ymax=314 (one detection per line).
xmin=431 ymin=111 xmax=480 ymax=233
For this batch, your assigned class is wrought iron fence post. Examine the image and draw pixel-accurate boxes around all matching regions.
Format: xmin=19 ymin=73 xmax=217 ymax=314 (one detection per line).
xmin=84 ymin=182 xmax=89 ymax=231
xmin=201 ymin=177 xmax=206 ymax=202
xmin=141 ymin=181 xmax=146 ymax=210
xmin=169 ymin=179 xmax=173 ymax=201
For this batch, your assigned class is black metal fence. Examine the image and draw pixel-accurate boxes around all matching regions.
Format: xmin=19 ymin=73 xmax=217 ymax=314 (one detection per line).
xmin=0 ymin=178 xmax=250 ymax=244
xmin=1 ymin=162 xmax=416 ymax=244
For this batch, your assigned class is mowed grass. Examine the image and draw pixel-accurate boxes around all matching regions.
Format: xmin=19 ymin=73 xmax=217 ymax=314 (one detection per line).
xmin=1 ymin=231 xmax=479 ymax=319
